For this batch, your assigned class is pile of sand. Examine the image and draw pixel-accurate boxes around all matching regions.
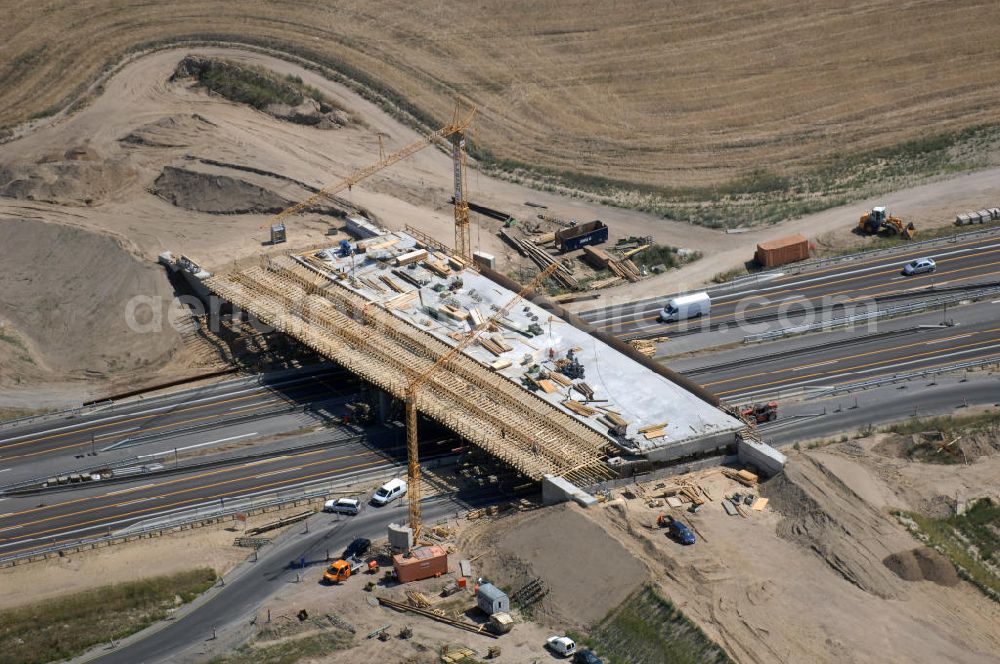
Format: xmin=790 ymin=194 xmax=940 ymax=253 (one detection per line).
xmin=480 ymin=503 xmax=648 ymax=627
xmin=120 ymin=114 xmax=218 ymax=149
xmin=883 ymin=547 xmax=960 ymax=587
xmin=152 ymin=165 xmax=294 ymax=214
xmin=763 ymin=455 xmax=915 ymax=599
xmin=0 ymin=218 xmax=181 ymax=385
xmin=0 ymin=146 xmax=137 ymax=206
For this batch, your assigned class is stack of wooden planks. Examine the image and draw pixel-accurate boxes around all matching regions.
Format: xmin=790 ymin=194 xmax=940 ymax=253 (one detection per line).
xmin=639 ymin=421 xmax=668 ymax=440
xmin=478 ymin=334 xmax=513 ymax=356
xmin=630 ymin=337 xmax=668 ymax=357
xmin=722 ymin=468 xmax=759 ymax=487
xmin=563 ymin=399 xmax=598 ymax=416
xmin=498 ymin=229 xmax=579 ymax=289
xmin=588 ymin=275 xmax=623 ymax=290
xmin=608 ymin=257 xmax=641 ymax=282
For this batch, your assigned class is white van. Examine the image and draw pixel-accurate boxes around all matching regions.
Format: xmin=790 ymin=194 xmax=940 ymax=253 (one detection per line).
xmin=371 ymin=478 xmax=407 ymax=506
xmin=659 ymin=292 xmax=711 ymax=322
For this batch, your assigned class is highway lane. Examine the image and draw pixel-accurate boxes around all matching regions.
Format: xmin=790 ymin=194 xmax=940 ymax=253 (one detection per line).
xmin=0 ymin=438 xmax=384 ymax=557
xmin=0 ymin=429 xmax=461 ymax=559
xmin=579 ymin=233 xmax=1000 ymax=339
xmin=680 ymin=317 xmax=1000 ymax=402
xmin=0 ymin=366 xmax=359 ymax=467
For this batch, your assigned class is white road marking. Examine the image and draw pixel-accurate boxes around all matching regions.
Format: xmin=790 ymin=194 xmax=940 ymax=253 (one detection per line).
xmin=105 ymin=483 xmax=156 ymax=496
xmin=254 ymin=466 xmax=303 ymax=479
xmin=0 ymin=525 xmax=22 ymax=533
xmin=0 ymin=386 xmax=274 ymax=445
xmin=94 ymin=426 xmax=140 ymax=440
xmin=925 ymin=334 xmax=972 ymax=345
xmin=116 ymin=496 xmax=158 ymax=507
xmin=795 ymin=359 xmax=837 ymax=370
xmin=0 ymin=468 xmax=11 ymax=473
xmin=170 ymin=432 xmax=258 ymax=453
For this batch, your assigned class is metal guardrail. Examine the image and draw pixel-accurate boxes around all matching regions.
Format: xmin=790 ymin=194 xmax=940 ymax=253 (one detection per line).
xmin=0 ymin=462 xmax=408 ymax=568
xmin=101 ymin=405 xmax=301 ymax=451
xmin=742 ymin=283 xmax=1000 ymax=343
xmin=809 ymin=357 xmax=1000 ymax=399
xmin=0 ymin=432 xmax=365 ymax=495
xmin=0 ymin=401 xmax=113 ymax=432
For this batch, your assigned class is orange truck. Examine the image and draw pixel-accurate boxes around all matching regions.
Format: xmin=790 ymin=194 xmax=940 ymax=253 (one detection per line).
xmin=322 ymin=556 xmax=364 ymax=584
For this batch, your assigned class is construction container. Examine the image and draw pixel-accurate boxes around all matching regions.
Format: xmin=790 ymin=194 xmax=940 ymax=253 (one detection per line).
xmin=392 ymin=545 xmax=448 ymax=583
xmin=555 ymin=220 xmax=609 ymax=252
xmin=755 ymin=234 xmax=809 ymax=268
xmin=476 ymin=583 xmax=510 ymax=615
xmin=270 ymin=223 xmax=286 ymax=245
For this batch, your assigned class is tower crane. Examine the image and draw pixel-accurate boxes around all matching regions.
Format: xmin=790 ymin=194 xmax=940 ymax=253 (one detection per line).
xmin=260 ymin=103 xmax=477 ymax=243
xmin=404 ymin=262 xmax=559 ymax=539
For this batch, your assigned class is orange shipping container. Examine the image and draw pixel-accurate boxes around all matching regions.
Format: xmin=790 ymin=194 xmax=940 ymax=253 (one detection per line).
xmin=393 ymin=545 xmax=448 ymax=583
xmin=755 ymin=234 xmax=809 ymax=267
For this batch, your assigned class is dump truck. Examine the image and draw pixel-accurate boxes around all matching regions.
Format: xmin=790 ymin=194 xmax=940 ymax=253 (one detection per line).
xmin=740 ymin=402 xmax=777 ymax=424
xmin=322 ymin=555 xmax=365 ymax=584
xmin=858 ymin=207 xmax=915 ymax=239
xmin=554 ymin=220 xmax=608 ymax=252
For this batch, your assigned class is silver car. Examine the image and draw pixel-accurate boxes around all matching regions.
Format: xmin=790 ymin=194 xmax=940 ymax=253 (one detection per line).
xmin=323 ymin=497 xmax=360 ymax=515
xmin=902 ymin=257 xmax=935 ymax=275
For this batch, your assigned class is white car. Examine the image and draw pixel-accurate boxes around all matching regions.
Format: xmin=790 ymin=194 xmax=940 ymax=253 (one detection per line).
xmin=371 ymin=478 xmax=407 ymax=506
xmin=902 ymin=257 xmax=935 ymax=275
xmin=323 ymin=497 xmax=360 ymax=515
xmin=546 ymin=635 xmax=577 ymax=658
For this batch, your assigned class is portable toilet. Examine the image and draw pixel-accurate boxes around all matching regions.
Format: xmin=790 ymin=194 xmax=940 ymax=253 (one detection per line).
xmin=476 ymin=583 xmax=510 ymax=615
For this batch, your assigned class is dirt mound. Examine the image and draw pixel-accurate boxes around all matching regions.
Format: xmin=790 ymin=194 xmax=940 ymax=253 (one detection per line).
xmin=0 ymin=218 xmax=181 ymax=385
xmin=763 ymin=455 xmax=911 ymax=598
xmin=121 ymin=114 xmax=217 ymax=148
xmin=0 ymin=148 xmax=136 ymax=206
xmin=883 ymin=547 xmax=960 ymax=586
xmin=477 ymin=503 xmax=648 ymax=628
xmin=152 ymin=165 xmax=293 ymax=214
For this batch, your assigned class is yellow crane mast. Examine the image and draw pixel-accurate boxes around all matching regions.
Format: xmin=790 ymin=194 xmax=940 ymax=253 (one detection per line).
xmin=260 ymin=103 xmax=476 ymax=236
xmin=404 ymin=262 xmax=559 ymax=538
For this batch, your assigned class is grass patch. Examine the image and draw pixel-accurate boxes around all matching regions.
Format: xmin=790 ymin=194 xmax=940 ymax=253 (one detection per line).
xmin=899 ymin=498 xmax=1000 ymax=601
xmin=0 ymin=407 xmax=48 ymax=422
xmin=883 ymin=410 xmax=1000 ymax=438
xmin=177 ymin=56 xmax=342 ymax=112
xmin=207 ymin=631 xmax=352 ymax=664
xmin=627 ymin=243 xmax=700 ymax=272
xmin=572 ymin=585 xmax=731 ymax=664
xmin=0 ymin=568 xmax=216 ymax=664
xmin=477 ymin=122 xmax=1000 ymax=229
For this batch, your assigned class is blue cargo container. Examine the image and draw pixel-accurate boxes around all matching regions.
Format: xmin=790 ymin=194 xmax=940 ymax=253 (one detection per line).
xmin=554 ymin=220 xmax=608 ymax=252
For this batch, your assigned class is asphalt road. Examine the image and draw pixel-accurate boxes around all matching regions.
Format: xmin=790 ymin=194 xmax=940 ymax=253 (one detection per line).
xmin=87 ymin=491 xmax=484 ymax=664
xmin=0 ymin=366 xmax=360 ymax=473
xmin=580 ymin=233 xmax=1000 ymax=339
xmin=0 ymin=427 xmax=462 ymax=560
xmin=680 ymin=315 xmax=1000 ymax=402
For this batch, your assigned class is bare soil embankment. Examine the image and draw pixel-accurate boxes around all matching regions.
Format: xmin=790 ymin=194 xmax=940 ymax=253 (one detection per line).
xmin=0 ymin=218 xmax=182 ymax=389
